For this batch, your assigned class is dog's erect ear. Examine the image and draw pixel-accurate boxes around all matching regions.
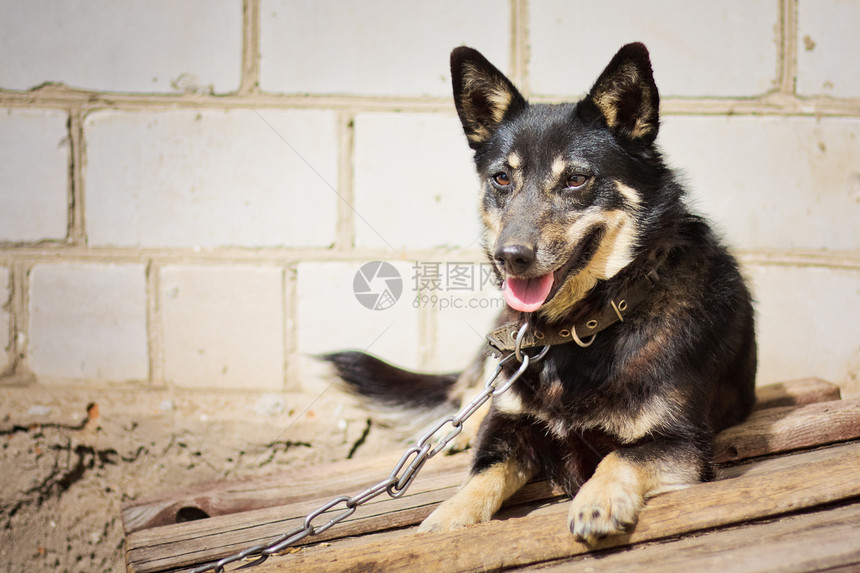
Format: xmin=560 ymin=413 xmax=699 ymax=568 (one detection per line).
xmin=451 ymin=47 xmax=527 ymax=150
xmin=586 ymin=43 xmax=660 ymax=143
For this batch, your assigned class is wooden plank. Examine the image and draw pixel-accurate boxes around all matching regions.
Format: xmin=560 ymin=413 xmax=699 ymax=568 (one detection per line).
xmin=269 ymin=444 xmax=860 ymax=558
xmin=532 ymin=501 xmax=860 ymax=572
xmin=121 ymin=451 xmax=469 ymax=535
xmin=126 ymin=431 xmax=860 ymax=573
xmin=752 ymin=377 xmax=840 ymax=411
xmin=124 ymin=398 xmax=860 ymax=573
xmin=125 ymin=466 xmax=463 ymax=573
xmin=120 ymin=378 xmax=841 ymax=535
xmin=261 ymin=441 xmax=860 ymax=573
xmin=125 ymin=476 xmax=561 ymax=572
xmin=713 ymin=398 xmax=860 ymax=462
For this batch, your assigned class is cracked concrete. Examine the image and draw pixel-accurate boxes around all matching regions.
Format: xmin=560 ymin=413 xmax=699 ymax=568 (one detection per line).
xmin=0 ymin=385 xmax=403 ymax=573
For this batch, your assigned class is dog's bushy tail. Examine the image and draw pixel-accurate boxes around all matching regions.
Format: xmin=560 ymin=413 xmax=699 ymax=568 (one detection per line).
xmin=322 ymin=351 xmax=460 ymax=415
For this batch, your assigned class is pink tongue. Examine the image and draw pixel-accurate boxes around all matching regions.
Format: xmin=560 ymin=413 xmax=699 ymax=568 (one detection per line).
xmin=502 ymin=273 xmax=554 ymax=312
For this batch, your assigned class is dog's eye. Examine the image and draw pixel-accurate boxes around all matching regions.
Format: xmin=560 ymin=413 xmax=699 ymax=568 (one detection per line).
xmin=492 ymin=172 xmax=511 ymax=187
xmin=565 ymin=174 xmax=589 ymax=189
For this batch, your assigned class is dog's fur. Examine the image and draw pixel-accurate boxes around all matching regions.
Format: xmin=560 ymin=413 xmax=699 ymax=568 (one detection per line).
xmin=325 ymin=43 xmax=756 ymax=543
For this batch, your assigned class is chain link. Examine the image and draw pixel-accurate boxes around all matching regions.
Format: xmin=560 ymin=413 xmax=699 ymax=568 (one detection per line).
xmin=188 ymin=324 xmax=548 ymax=573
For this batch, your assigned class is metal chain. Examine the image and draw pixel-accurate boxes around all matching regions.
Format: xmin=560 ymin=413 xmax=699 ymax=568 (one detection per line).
xmin=188 ymin=324 xmax=549 ymax=573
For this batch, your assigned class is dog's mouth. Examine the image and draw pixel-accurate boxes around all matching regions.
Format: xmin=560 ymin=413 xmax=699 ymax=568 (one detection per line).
xmin=502 ymin=273 xmax=554 ymax=313
xmin=500 ymin=228 xmax=604 ymax=313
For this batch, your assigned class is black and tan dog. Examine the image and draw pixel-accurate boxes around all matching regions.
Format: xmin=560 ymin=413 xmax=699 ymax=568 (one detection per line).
xmin=326 ymin=43 xmax=756 ymax=544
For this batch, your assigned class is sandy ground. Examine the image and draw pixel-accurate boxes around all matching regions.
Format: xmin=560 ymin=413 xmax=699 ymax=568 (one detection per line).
xmin=0 ymin=383 xmax=407 ymax=573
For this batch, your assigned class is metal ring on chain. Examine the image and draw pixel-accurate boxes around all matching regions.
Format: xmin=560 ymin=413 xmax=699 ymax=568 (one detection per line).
xmin=514 ymin=322 xmax=551 ymax=363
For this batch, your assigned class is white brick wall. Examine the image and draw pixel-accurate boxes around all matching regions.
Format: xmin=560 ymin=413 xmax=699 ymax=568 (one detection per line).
xmin=260 ymin=0 xmax=511 ymax=96
xmin=295 ymin=261 xmax=422 ymax=372
xmin=747 ymin=264 xmax=860 ymax=386
xmin=660 ymin=116 xmax=860 ymax=250
xmin=85 ymin=109 xmax=339 ymax=248
xmin=0 ymin=0 xmax=243 ymax=94
xmin=0 ymin=266 xmax=9 ymax=373
xmin=429 ymin=268 xmax=505 ymax=371
xmin=0 ymin=108 xmax=69 ymax=242
xmin=160 ymin=266 xmax=285 ymax=389
xmin=0 ymin=0 xmax=858 ymax=396
xmin=353 ymin=113 xmax=481 ymax=249
xmin=28 ymin=263 xmax=149 ymax=383
xmin=529 ymin=0 xmax=779 ymax=97
xmin=797 ymin=0 xmax=860 ymax=97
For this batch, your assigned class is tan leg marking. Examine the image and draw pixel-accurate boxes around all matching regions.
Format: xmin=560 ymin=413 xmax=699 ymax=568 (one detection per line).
xmin=568 ymin=450 xmax=699 ymax=544
xmin=418 ymin=459 xmax=534 ymax=533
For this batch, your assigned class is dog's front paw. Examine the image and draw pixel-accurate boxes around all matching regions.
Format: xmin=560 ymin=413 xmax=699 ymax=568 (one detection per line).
xmin=418 ymin=495 xmax=490 ymax=533
xmin=567 ymin=473 xmax=644 ymax=545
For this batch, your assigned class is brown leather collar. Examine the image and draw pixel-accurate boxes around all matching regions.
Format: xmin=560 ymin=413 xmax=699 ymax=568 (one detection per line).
xmin=486 ymin=268 xmax=659 ymax=355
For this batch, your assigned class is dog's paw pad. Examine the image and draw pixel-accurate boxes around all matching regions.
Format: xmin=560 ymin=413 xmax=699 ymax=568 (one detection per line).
xmin=567 ymin=477 xmax=643 ymax=545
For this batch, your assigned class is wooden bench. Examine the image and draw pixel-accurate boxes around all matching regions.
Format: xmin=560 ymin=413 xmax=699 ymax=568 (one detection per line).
xmin=123 ymin=378 xmax=860 ymax=572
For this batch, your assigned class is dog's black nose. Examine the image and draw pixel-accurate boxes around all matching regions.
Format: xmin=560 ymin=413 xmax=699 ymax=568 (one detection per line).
xmin=495 ymin=243 xmax=536 ymax=275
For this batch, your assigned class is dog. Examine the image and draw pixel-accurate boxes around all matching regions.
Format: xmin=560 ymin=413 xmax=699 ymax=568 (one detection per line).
xmin=324 ymin=43 xmax=757 ymax=544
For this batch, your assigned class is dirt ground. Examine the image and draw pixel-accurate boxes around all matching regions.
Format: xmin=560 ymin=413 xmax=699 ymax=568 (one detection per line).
xmin=0 ymin=382 xmax=406 ymax=573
